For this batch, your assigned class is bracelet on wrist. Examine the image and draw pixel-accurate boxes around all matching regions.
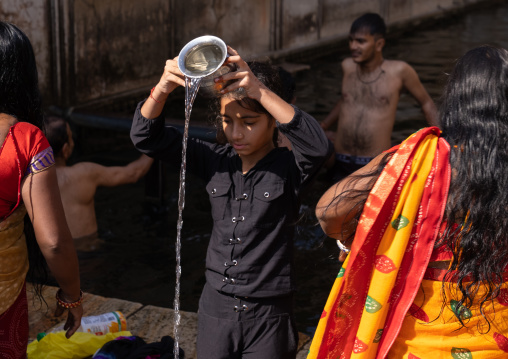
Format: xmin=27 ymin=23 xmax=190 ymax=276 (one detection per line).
xmin=150 ymin=86 xmax=163 ymax=104
xmin=56 ymin=289 xmax=84 ymax=309
xmin=336 ymin=239 xmax=350 ymax=253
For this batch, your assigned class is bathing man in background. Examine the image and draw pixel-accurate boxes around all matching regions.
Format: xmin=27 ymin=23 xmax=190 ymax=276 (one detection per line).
xmin=321 ymin=13 xmax=438 ymax=181
xmin=45 ymin=116 xmax=154 ymax=251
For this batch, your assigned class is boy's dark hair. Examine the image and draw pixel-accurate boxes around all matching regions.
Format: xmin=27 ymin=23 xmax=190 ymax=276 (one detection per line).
xmin=45 ymin=116 xmax=69 ymax=156
xmin=211 ymin=61 xmax=283 ymax=145
xmin=350 ymin=13 xmax=386 ymax=39
xmin=278 ymin=67 xmax=296 ymax=104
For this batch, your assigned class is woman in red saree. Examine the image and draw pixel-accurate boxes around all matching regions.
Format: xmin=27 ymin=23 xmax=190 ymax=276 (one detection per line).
xmin=0 ymin=22 xmax=82 ymax=358
xmin=309 ymin=46 xmax=508 ymax=358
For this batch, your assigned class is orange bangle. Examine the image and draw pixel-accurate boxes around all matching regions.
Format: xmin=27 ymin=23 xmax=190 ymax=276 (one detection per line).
xmin=56 ymin=289 xmax=84 ymax=309
xmin=150 ymin=86 xmax=163 ymax=104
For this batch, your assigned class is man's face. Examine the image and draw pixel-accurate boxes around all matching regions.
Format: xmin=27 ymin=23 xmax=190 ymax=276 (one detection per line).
xmin=348 ymin=29 xmax=382 ymax=64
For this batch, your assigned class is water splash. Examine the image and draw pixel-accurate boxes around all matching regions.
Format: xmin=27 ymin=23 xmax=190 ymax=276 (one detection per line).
xmin=173 ymin=76 xmax=201 ymax=359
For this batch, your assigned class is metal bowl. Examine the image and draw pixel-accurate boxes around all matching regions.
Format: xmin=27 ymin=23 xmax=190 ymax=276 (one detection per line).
xmin=177 ymin=35 xmax=227 ymax=79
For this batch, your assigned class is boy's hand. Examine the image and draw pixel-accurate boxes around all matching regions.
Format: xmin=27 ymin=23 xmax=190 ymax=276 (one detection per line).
xmin=157 ymin=57 xmax=186 ymax=95
xmin=215 ymin=46 xmax=267 ymax=101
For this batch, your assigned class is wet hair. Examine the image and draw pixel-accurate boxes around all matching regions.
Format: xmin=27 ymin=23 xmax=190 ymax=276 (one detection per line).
xmin=45 ymin=116 xmax=69 ymax=156
xmin=0 ymin=21 xmax=44 ymax=131
xmin=437 ymin=45 xmax=508 ymax=328
xmin=210 ymin=61 xmax=284 ymax=145
xmin=350 ymin=13 xmax=386 ymax=39
xmin=0 ymin=21 xmax=48 ymax=302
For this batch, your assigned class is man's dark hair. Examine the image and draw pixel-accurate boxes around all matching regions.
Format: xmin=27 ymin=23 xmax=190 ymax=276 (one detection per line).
xmin=45 ymin=116 xmax=69 ymax=156
xmin=350 ymin=13 xmax=386 ymax=39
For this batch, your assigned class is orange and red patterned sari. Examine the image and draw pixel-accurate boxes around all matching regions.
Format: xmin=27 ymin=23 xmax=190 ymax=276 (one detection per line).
xmin=308 ymin=127 xmax=508 ymax=358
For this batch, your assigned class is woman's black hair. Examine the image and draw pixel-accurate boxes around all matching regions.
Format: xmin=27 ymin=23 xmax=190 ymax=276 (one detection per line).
xmin=209 ymin=61 xmax=284 ymax=146
xmin=437 ymin=45 xmax=508 ymax=329
xmin=0 ymin=21 xmax=48 ymax=300
xmin=0 ymin=21 xmax=44 ymax=130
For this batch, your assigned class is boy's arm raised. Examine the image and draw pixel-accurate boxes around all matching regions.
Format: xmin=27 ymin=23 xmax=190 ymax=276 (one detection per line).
xmin=141 ymin=57 xmax=185 ymax=120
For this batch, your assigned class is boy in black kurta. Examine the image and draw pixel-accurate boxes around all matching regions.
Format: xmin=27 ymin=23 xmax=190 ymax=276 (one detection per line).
xmin=131 ymin=48 xmax=331 ymax=359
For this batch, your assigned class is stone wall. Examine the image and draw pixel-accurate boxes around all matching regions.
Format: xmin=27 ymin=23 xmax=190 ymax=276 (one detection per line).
xmin=0 ymin=0 xmax=489 ymax=107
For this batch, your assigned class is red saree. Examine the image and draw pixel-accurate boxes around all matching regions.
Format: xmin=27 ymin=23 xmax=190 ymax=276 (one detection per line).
xmin=0 ymin=122 xmax=54 ymax=219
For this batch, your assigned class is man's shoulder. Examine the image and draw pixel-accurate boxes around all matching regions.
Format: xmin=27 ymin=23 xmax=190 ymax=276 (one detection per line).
xmin=341 ymin=57 xmax=356 ymax=70
xmin=384 ymin=59 xmax=414 ymax=75
xmin=56 ymin=163 xmax=100 ymax=201
xmin=62 ymin=161 xmax=105 ymax=179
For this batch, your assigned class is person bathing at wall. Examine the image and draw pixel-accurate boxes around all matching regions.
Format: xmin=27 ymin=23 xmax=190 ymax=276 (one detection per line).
xmin=321 ymin=13 xmax=438 ymax=182
xmin=130 ymin=46 xmax=331 ymax=358
xmin=45 ymin=116 xmax=153 ymax=251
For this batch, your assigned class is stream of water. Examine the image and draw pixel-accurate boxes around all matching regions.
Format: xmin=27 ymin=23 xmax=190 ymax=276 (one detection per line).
xmin=173 ymin=76 xmax=201 ymax=358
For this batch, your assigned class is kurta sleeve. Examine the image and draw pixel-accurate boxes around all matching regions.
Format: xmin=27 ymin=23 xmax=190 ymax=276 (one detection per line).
xmin=277 ymin=106 xmax=333 ymax=184
xmin=130 ymin=100 xmax=228 ymax=180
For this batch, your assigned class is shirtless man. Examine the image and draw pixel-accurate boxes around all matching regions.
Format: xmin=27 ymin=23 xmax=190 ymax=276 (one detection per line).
xmin=321 ymin=13 xmax=438 ymax=181
xmin=45 ymin=116 xmax=154 ymax=250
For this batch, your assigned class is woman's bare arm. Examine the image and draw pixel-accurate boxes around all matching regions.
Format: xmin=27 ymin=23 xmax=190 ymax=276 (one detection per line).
xmin=316 ymin=154 xmax=385 ymax=242
xmin=21 ymin=166 xmax=83 ymax=337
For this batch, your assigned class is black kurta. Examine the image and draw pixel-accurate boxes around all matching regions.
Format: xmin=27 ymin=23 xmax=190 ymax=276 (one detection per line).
xmin=131 ymin=101 xmax=331 ymax=298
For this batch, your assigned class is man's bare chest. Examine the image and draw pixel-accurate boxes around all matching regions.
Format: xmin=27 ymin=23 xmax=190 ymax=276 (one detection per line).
xmin=341 ymin=73 xmax=401 ymax=109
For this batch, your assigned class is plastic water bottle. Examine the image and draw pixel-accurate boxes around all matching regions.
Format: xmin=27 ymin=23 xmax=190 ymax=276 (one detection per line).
xmin=46 ymin=311 xmax=127 ymax=336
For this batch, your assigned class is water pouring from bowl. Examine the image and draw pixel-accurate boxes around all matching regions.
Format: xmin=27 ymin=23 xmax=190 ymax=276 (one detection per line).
xmin=177 ymin=35 xmax=235 ymax=98
xmin=173 ymin=35 xmax=233 ymax=359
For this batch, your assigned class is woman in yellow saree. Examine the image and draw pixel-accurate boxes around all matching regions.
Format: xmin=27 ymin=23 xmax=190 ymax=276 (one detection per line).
xmin=309 ymin=46 xmax=508 ymax=358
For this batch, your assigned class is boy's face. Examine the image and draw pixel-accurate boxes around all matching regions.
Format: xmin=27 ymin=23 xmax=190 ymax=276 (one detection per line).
xmin=349 ymin=29 xmax=384 ymax=64
xmin=220 ymin=97 xmax=275 ymax=163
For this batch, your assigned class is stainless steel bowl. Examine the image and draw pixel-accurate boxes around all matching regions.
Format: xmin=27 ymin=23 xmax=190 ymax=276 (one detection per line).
xmin=177 ymin=35 xmax=228 ymax=79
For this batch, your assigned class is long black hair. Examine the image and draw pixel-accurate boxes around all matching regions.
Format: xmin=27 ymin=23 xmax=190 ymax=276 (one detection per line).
xmin=0 ymin=21 xmax=44 ymax=130
xmin=0 ymin=21 xmax=48 ymax=298
xmin=438 ymin=45 xmax=508 ymax=326
xmin=209 ymin=61 xmax=283 ymax=146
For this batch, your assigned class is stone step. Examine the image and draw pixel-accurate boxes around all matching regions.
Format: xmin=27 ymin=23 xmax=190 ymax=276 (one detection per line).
xmin=27 ymin=283 xmax=311 ymax=358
